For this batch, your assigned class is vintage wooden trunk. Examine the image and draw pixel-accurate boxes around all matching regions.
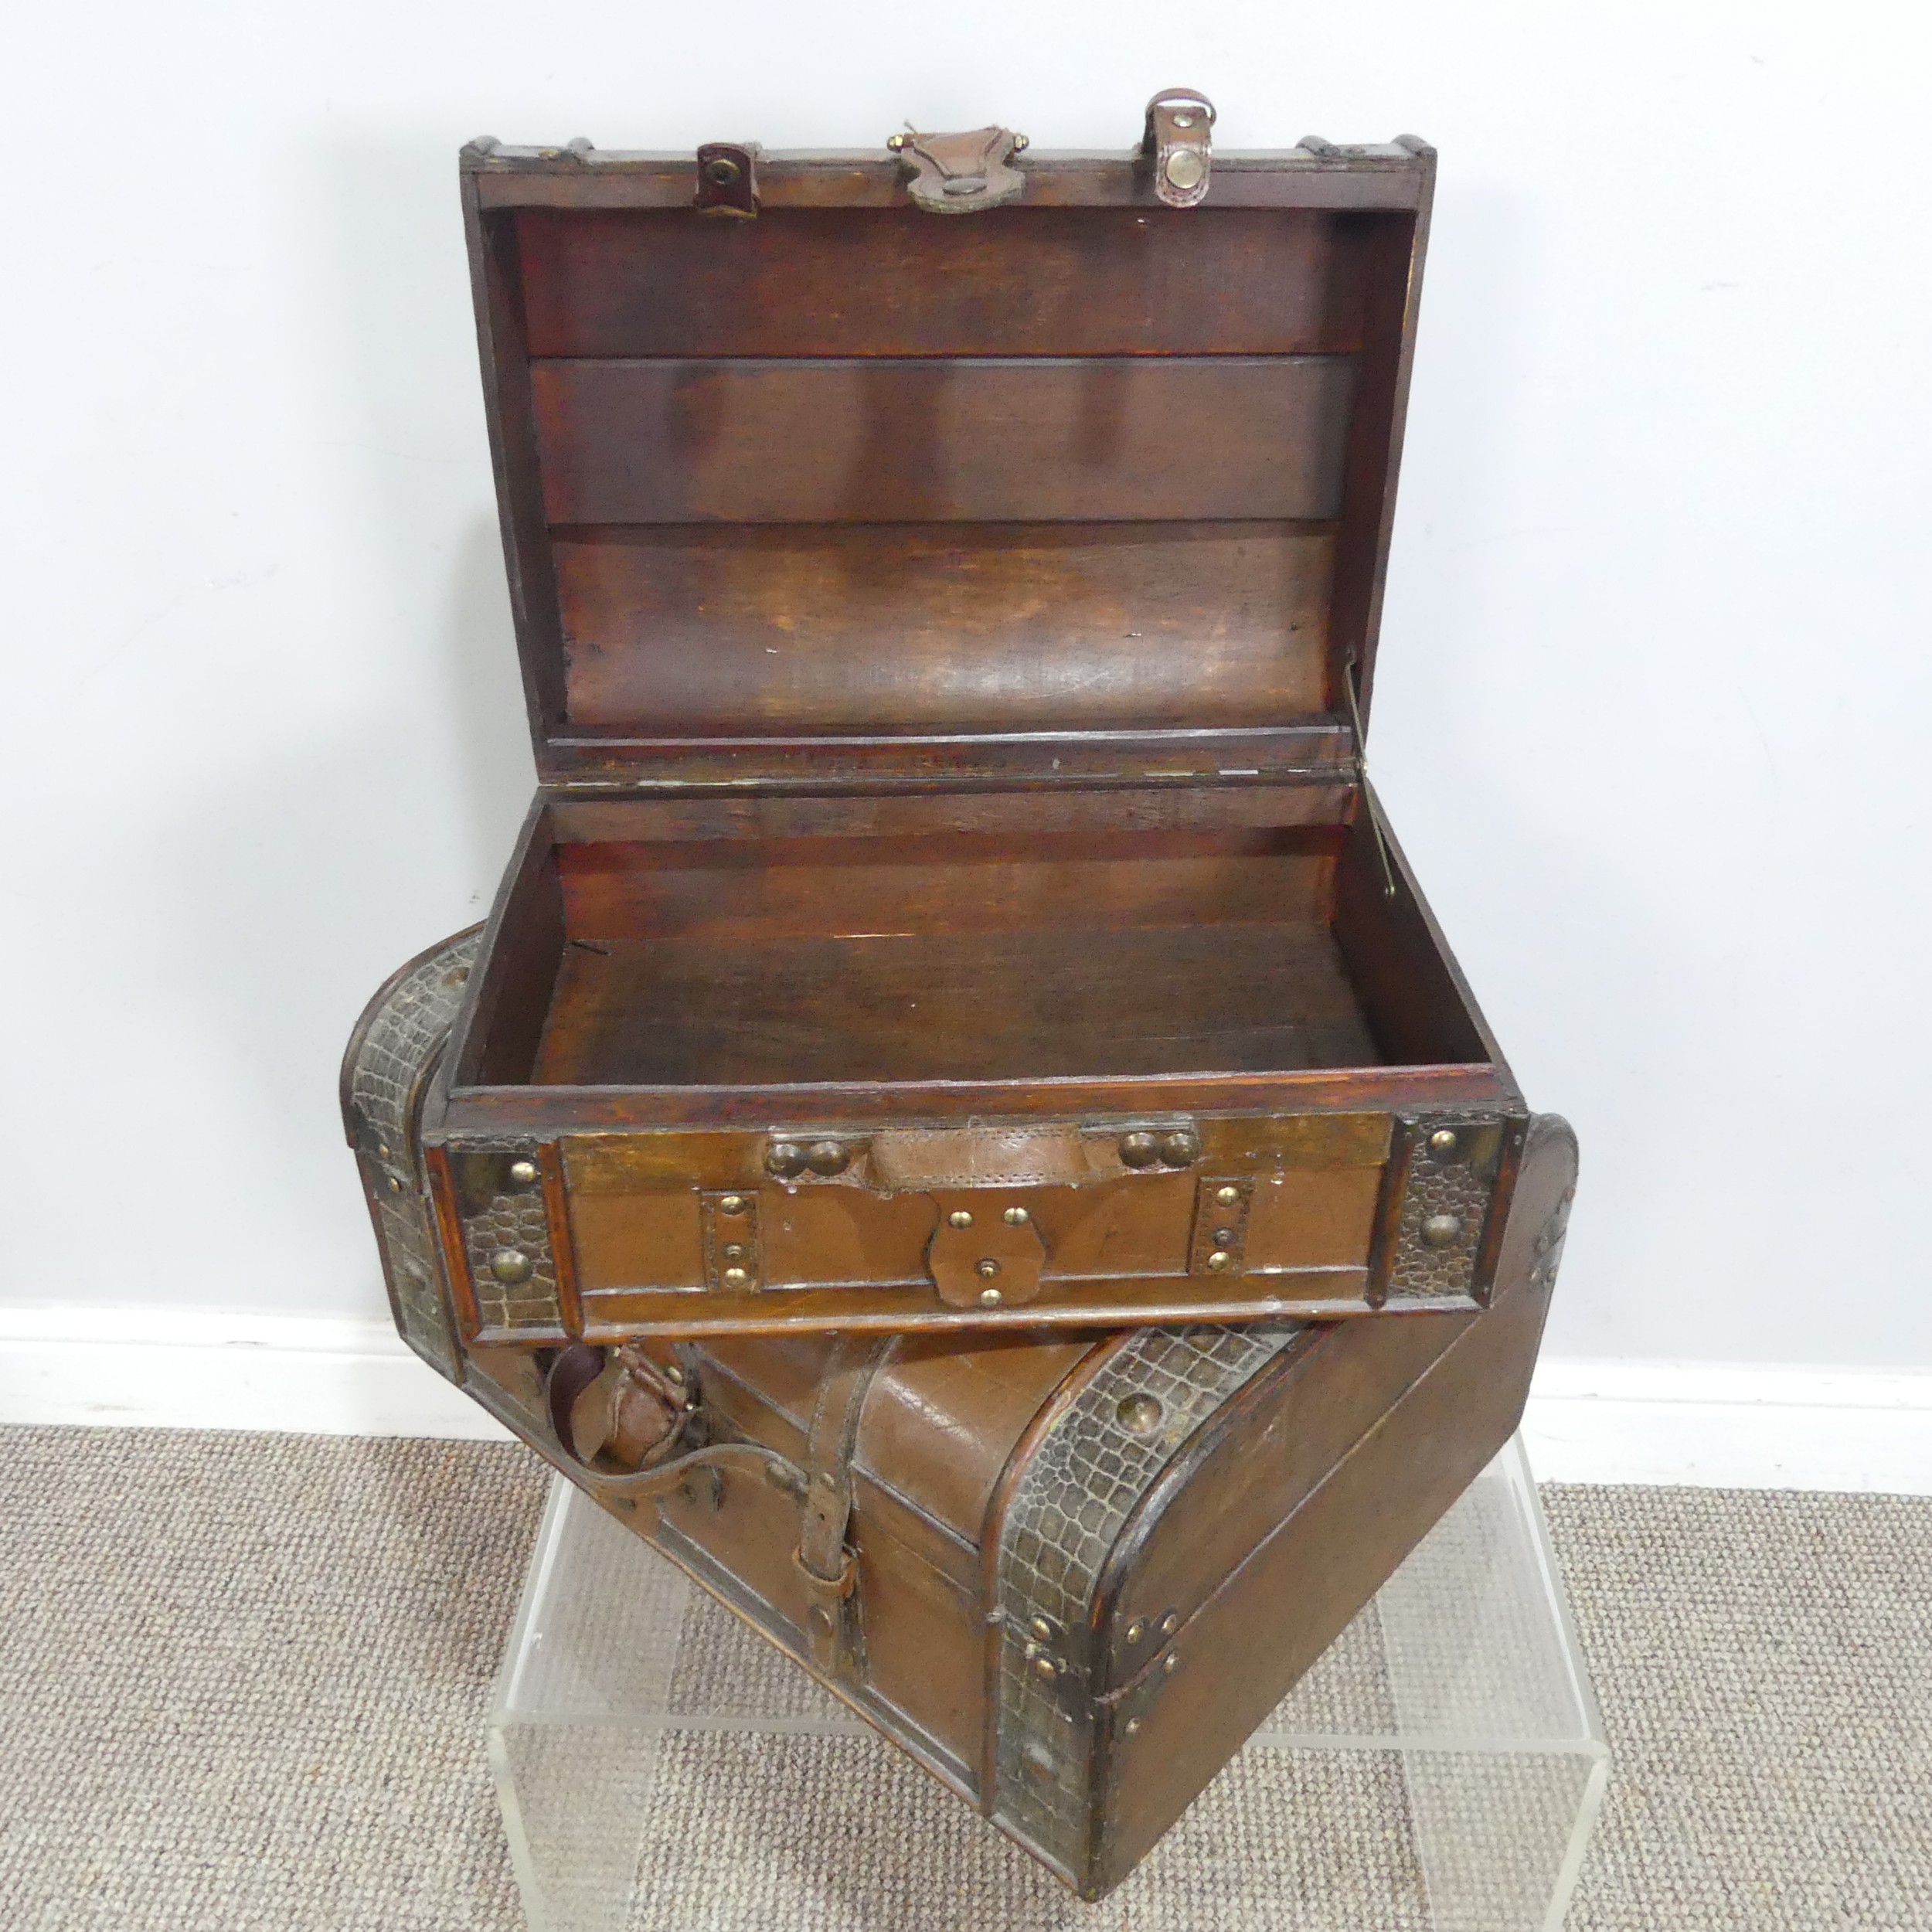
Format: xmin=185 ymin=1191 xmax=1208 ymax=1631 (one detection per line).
xmin=341 ymin=94 xmax=1580 ymax=1896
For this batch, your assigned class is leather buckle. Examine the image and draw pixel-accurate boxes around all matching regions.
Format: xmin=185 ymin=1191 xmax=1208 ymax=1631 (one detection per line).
xmin=1142 ymin=87 xmax=1216 ymax=208
xmin=888 ymin=124 xmax=1028 ymax=214
xmin=794 ymin=1543 xmax=859 ymax=1600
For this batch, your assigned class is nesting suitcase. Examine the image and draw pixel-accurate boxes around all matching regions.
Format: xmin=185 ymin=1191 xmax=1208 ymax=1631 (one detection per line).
xmin=341 ymin=94 xmax=1580 ymax=1897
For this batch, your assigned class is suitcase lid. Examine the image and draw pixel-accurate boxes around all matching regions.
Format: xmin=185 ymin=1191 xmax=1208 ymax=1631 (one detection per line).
xmin=462 ymin=100 xmax=1435 ymax=791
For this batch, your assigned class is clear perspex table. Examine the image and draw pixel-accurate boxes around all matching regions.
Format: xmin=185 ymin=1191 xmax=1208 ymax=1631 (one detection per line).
xmin=489 ymin=1435 xmax=1607 ymax=1932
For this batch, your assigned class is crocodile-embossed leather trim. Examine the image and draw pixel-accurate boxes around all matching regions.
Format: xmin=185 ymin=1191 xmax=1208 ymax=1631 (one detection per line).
xmin=342 ymin=930 xmax=481 ymax=1378
xmin=1379 ymin=1113 xmax=1521 ymax=1304
xmin=989 ymin=1323 xmax=1301 ymax=1876
xmin=447 ymin=1145 xmax=571 ymax=1337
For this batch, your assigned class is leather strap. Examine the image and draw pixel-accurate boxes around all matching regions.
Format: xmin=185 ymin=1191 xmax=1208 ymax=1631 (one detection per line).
xmin=795 ymin=1335 xmax=898 ymax=1680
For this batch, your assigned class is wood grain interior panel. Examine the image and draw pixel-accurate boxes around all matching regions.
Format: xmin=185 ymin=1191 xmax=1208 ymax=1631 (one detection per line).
xmin=532 ymin=923 xmax=1384 ymax=1087
xmin=513 ymin=206 xmax=1379 ymax=359
xmin=531 ymin=356 xmax=1355 ymax=526
xmin=555 ymin=830 xmax=1338 ymax=943
xmin=555 ymin=522 xmax=1335 ymax=732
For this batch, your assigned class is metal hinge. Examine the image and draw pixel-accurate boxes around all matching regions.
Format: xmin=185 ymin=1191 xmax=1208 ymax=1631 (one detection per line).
xmin=1343 ymin=654 xmax=1398 ymax=898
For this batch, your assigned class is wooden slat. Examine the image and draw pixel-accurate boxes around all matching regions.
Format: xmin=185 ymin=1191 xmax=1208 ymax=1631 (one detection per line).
xmin=531 ymin=356 xmax=1355 ymax=526
xmin=515 ymin=208 xmax=1375 ymax=359
xmin=555 ymin=522 xmax=1335 ymax=732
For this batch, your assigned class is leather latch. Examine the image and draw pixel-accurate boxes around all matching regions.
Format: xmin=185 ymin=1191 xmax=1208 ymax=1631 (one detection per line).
xmin=926 ymin=1192 xmax=1048 ymax=1308
xmin=1142 ymin=87 xmax=1215 ymax=209
xmin=888 ymin=124 xmax=1028 ymax=214
xmin=695 ymin=141 xmax=761 ymax=218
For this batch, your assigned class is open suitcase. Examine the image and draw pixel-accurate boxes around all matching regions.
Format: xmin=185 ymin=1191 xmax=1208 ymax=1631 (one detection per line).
xmin=342 ymin=94 xmax=1579 ymax=1898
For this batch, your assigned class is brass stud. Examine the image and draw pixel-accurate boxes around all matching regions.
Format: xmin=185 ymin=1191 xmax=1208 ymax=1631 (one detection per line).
xmin=375 ymin=1143 xmax=391 ymax=1161
xmin=806 ymin=1140 xmax=849 ymax=1177
xmin=1165 ymin=148 xmax=1206 ymax=192
xmin=1002 ymin=1206 xmax=1030 ymax=1225
xmin=386 ymin=1176 xmax=403 ymax=1193
xmin=508 ymin=1158 xmax=540 ymax=1186
xmin=1012 ymin=133 xmax=1029 ymax=152
xmin=948 ymin=1209 xmax=975 ymax=1230
xmin=1116 ymin=1393 xmax=1164 ymax=1437
xmin=1213 ymin=1226 xmax=1236 ymax=1246
xmin=886 ymin=131 xmax=910 ymax=151
xmin=1429 ymin=1129 xmax=1460 ymax=1157
xmin=976 ymin=1258 xmax=1001 ymax=1279
xmin=1163 ymin=1651 xmax=1181 ymax=1675
xmin=489 ymin=1249 xmax=532 ymax=1284
xmin=979 ymin=1287 xmax=1003 ymax=1306
xmin=1029 ymin=1615 xmax=1056 ymax=1642
xmin=1119 ymin=1131 xmax=1161 ymax=1169
xmin=1124 ymin=1716 xmax=1142 ymax=1736
xmin=1032 ymin=1655 xmax=1059 ymax=1682
xmin=1420 ymin=1213 xmax=1464 ymax=1250
xmin=1161 ymin=1612 xmax=1179 ymax=1635
xmin=1206 ymin=1250 xmax=1232 ymax=1272
xmin=719 ymin=1194 xmax=748 ymax=1216
xmin=1172 ymin=111 xmax=1195 ymax=129
xmin=1157 ymin=1128 xmax=1201 ymax=1168
xmin=722 ymin=1243 xmax=747 ymax=1262
xmin=705 ymin=156 xmax=741 ymax=186
xmin=765 ymin=1142 xmax=808 ymax=1180
xmin=1126 ymin=1619 xmax=1146 ymax=1645
xmin=722 ymin=1265 xmax=751 ymax=1287
xmin=663 ymin=1364 xmax=685 ymax=1386
xmin=1215 ymin=1185 xmax=1240 ymax=1206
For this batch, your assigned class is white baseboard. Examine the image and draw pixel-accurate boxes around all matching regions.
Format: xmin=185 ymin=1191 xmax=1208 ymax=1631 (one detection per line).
xmin=2 ymin=1306 xmax=1929 ymax=1492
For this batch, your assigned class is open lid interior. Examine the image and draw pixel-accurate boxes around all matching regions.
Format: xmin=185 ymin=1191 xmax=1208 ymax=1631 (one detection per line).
xmin=465 ymin=134 xmax=1434 ymax=789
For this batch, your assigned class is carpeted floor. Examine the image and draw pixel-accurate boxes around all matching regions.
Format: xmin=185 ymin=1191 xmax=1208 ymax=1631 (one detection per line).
xmin=0 ymin=1427 xmax=1927 ymax=1930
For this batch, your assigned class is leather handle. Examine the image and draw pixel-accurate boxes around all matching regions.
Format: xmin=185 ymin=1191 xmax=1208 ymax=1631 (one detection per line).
xmin=869 ymin=1128 xmax=1099 ymax=1191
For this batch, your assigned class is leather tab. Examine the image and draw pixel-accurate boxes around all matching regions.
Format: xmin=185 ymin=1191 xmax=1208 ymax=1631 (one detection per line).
xmin=695 ymin=141 xmax=761 ymax=218
xmin=889 ymin=124 xmax=1026 ymax=214
xmin=925 ymin=1193 xmax=1048 ymax=1308
xmin=796 ymin=1336 xmax=896 ymax=1680
xmin=1142 ymin=87 xmax=1215 ymax=209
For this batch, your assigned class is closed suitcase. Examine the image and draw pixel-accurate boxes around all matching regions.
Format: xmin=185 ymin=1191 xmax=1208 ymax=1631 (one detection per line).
xmin=345 ymin=928 xmax=1574 ymax=1895
xmin=341 ymin=97 xmax=1553 ymax=1348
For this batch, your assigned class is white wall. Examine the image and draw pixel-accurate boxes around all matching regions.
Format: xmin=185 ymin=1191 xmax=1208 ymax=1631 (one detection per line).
xmin=3 ymin=0 xmax=1927 ymax=1373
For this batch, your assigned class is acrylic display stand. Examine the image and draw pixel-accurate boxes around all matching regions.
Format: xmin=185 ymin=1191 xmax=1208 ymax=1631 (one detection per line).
xmin=489 ymin=1435 xmax=1607 ymax=1932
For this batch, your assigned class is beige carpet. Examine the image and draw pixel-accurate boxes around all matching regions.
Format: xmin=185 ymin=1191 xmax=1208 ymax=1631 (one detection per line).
xmin=1 ymin=1427 xmax=1927 ymax=1930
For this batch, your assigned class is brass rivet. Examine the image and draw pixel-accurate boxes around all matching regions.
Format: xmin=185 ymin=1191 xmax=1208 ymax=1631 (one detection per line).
xmin=1213 ymin=1227 xmax=1236 ymax=1246
xmin=979 ymin=1287 xmax=1002 ymax=1306
xmin=976 ymin=1258 xmax=1001 ymax=1279
xmin=1165 ymin=148 xmax=1206 ymax=192
xmin=705 ymin=156 xmax=741 ymax=185
xmin=766 ymin=1142 xmax=807 ymax=1179
xmin=663 ymin=1364 xmax=685 ymax=1386
xmin=1125 ymin=1717 xmax=1142 ymax=1736
xmin=375 ymin=1143 xmax=391 ymax=1161
xmin=1420 ymin=1213 xmax=1464 ymax=1250
xmin=1215 ymin=1185 xmax=1240 ymax=1206
xmin=1161 ymin=1612 xmax=1179 ymax=1635
xmin=806 ymin=1140 xmax=849 ymax=1177
xmin=1126 ymin=1619 xmax=1146 ymax=1644
xmin=1029 ymin=1615 xmax=1055 ymax=1642
xmin=1012 ymin=133 xmax=1029 ymax=152
xmin=1002 ymin=1206 xmax=1029 ymax=1225
xmin=1157 ymin=1129 xmax=1200 ymax=1168
xmin=722 ymin=1243 xmax=747 ymax=1261
xmin=1429 ymin=1129 xmax=1460 ymax=1156
xmin=1172 ymin=111 xmax=1194 ymax=128
xmin=508 ymin=1158 xmax=540 ymax=1186
xmin=722 ymin=1265 xmax=750 ymax=1287
xmin=719 ymin=1194 xmax=748 ymax=1215
xmin=489 ymin=1249 xmax=532 ymax=1284
xmin=386 ymin=1176 xmax=403 ymax=1193
xmin=1119 ymin=1131 xmax=1161 ymax=1169
xmin=1163 ymin=1651 xmax=1181 ymax=1675
xmin=886 ymin=132 xmax=910 ymax=151
xmin=948 ymin=1209 xmax=975 ymax=1230
xmin=1116 ymin=1393 xmax=1164 ymax=1437
xmin=1206 ymin=1250 xmax=1232 ymax=1272
xmin=1032 ymin=1655 xmax=1059 ymax=1682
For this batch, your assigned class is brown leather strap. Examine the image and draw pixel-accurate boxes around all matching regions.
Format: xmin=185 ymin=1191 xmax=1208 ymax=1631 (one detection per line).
xmin=795 ymin=1335 xmax=898 ymax=1680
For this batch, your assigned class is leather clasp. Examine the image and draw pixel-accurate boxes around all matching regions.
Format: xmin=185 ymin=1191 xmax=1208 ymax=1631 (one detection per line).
xmin=1142 ymin=87 xmax=1216 ymax=208
xmin=925 ymin=1192 xmax=1048 ymax=1308
xmin=888 ymin=124 xmax=1028 ymax=214
xmin=695 ymin=141 xmax=761 ymax=218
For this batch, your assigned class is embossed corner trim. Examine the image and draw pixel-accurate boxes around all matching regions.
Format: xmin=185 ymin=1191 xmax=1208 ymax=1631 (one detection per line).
xmin=1382 ymin=1114 xmax=1517 ymax=1302
xmin=449 ymin=1145 xmax=569 ymax=1337
xmin=991 ymin=1324 xmax=1301 ymax=1876
xmin=344 ymin=930 xmax=480 ymax=1378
